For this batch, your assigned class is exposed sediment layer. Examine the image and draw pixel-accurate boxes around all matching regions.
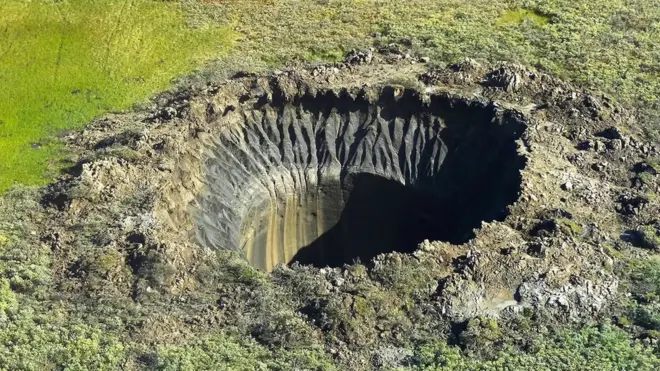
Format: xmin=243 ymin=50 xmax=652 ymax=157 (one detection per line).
xmin=195 ymin=89 xmax=526 ymax=271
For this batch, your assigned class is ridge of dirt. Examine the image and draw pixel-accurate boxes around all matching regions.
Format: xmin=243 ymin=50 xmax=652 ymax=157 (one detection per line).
xmin=38 ymin=50 xmax=660 ymax=369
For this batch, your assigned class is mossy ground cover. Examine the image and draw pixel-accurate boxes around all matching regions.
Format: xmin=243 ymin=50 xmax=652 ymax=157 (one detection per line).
xmin=0 ymin=0 xmax=236 ymax=192
xmin=190 ymin=0 xmax=659 ymax=104
xmin=2 ymin=0 xmax=659 ymax=190
xmin=2 ymin=0 xmax=660 ymax=370
xmin=189 ymin=0 xmax=660 ymax=137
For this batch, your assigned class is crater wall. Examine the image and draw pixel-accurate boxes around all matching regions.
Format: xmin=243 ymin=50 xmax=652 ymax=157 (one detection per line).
xmin=195 ymin=90 xmax=526 ymax=271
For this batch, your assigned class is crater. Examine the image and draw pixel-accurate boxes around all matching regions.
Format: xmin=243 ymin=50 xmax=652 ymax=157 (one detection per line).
xmin=195 ymin=88 xmax=527 ymax=271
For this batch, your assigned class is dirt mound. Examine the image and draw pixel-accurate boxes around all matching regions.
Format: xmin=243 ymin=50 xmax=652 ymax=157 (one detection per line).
xmin=39 ymin=52 xmax=660 ymax=367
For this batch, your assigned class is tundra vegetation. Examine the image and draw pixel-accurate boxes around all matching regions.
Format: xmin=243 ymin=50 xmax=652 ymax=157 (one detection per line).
xmin=1 ymin=0 xmax=660 ymax=370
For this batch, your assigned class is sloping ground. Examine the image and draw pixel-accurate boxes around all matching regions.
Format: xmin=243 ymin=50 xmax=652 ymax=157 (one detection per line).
xmin=5 ymin=55 xmax=654 ymax=369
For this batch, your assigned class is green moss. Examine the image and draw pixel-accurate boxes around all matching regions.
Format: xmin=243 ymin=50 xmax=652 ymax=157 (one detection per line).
xmin=0 ymin=0 xmax=237 ymax=192
xmin=352 ymin=296 xmax=371 ymax=317
xmin=648 ymin=158 xmax=660 ymax=173
xmin=304 ymin=47 xmax=345 ymax=63
xmin=499 ymin=8 xmax=550 ymax=25
xmin=557 ymin=218 xmax=583 ymax=237
xmin=156 ymin=332 xmax=335 ymax=371
xmin=252 ymin=310 xmax=320 ymax=349
xmin=0 ymin=186 xmax=51 ymax=293
xmin=0 ymin=279 xmax=18 ymax=320
xmin=639 ymin=172 xmax=657 ymax=187
xmin=0 ymin=302 xmax=126 ymax=371
xmin=627 ymin=257 xmax=660 ymax=303
xmin=458 ymin=316 xmax=504 ymax=355
xmin=408 ymin=325 xmax=660 ymax=370
xmin=639 ymin=225 xmax=660 ymax=250
xmin=603 ymin=242 xmax=624 ymax=260
xmin=91 ymin=249 xmax=123 ymax=277
xmin=616 ymin=315 xmax=631 ymax=327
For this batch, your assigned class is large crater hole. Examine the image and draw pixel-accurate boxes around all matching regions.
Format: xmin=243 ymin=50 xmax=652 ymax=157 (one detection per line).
xmin=195 ymin=88 xmax=527 ymax=271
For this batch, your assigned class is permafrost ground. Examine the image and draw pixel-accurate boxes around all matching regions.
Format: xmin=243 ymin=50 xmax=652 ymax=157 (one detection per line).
xmin=38 ymin=52 xmax=660 ymax=369
xmin=196 ymin=90 xmax=525 ymax=270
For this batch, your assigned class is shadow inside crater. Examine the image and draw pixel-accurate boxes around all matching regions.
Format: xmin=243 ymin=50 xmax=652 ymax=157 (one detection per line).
xmin=291 ymin=151 xmax=522 ymax=268
xmin=197 ymin=87 xmax=527 ymax=270
xmin=290 ymin=173 xmax=448 ymax=268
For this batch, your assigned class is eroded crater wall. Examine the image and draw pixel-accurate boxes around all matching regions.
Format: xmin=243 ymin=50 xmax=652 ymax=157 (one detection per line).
xmin=195 ymin=90 xmax=526 ymax=271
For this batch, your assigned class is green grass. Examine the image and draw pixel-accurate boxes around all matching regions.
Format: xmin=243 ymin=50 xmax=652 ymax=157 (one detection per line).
xmin=406 ymin=325 xmax=660 ymax=370
xmin=2 ymin=1 xmax=660 ymax=369
xmin=0 ymin=0 xmax=236 ymax=192
xmin=2 ymin=0 xmax=660 ymax=191
xmin=156 ymin=332 xmax=336 ymax=371
xmin=499 ymin=8 xmax=551 ymax=25
xmin=195 ymin=0 xmax=659 ymax=126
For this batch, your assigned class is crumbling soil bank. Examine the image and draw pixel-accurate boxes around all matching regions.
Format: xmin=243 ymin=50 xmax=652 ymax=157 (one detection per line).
xmin=196 ymin=88 xmax=526 ymax=270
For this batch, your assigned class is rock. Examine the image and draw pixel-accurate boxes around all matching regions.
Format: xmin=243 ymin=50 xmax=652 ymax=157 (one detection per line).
xmin=562 ymin=181 xmax=573 ymax=191
xmin=419 ymin=56 xmax=430 ymax=63
xmin=593 ymin=140 xmax=605 ymax=152
xmin=450 ymin=57 xmax=481 ymax=73
xmin=616 ymin=193 xmax=648 ymax=216
xmin=420 ymin=239 xmax=435 ymax=251
xmin=484 ymin=65 xmax=523 ymax=92
xmin=592 ymin=162 xmax=607 ymax=172
xmin=344 ymin=49 xmax=373 ymax=65
xmin=333 ymin=277 xmax=345 ymax=287
xmin=607 ymin=139 xmax=623 ymax=151
xmin=526 ymin=240 xmax=546 ymax=258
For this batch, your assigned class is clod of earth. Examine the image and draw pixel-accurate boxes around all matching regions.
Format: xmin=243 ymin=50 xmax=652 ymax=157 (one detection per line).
xmin=195 ymin=89 xmax=526 ymax=271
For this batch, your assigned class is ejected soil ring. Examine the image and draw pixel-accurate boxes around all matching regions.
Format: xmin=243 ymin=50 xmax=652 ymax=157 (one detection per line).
xmin=195 ymin=88 xmax=527 ymax=271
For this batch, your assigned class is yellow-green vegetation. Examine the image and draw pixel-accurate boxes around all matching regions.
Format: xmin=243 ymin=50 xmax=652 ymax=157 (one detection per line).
xmin=623 ymin=257 xmax=660 ymax=348
xmin=156 ymin=332 xmax=336 ymax=371
xmin=557 ymin=218 xmax=583 ymax=237
xmin=193 ymin=0 xmax=660 ymax=105
xmin=3 ymin=0 xmax=660 ymax=191
xmin=649 ymin=158 xmax=660 ymax=172
xmin=0 ymin=0 xmax=236 ymax=192
xmin=3 ymin=185 xmax=660 ymax=369
xmin=407 ymin=325 xmax=660 ymax=370
xmin=639 ymin=225 xmax=660 ymax=250
xmin=0 ymin=306 xmax=126 ymax=371
xmin=3 ymin=0 xmax=660 ymax=369
xmin=0 ymin=187 xmax=124 ymax=370
xmin=628 ymin=256 xmax=660 ymax=303
xmin=189 ymin=0 xmax=660 ymax=141
xmin=499 ymin=8 xmax=551 ymax=25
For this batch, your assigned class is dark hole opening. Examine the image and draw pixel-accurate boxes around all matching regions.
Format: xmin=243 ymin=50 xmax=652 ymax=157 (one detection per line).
xmin=291 ymin=174 xmax=447 ymax=267
xmin=195 ymin=88 xmax=527 ymax=271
